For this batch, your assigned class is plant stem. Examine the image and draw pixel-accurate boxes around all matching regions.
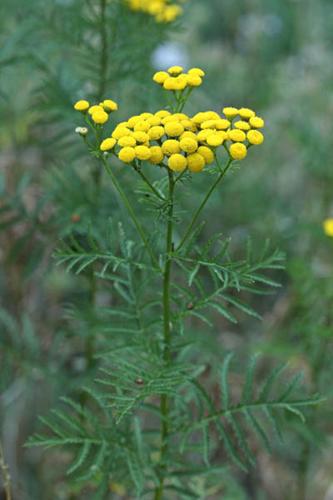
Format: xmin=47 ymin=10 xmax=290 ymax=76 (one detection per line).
xmin=97 ymin=0 xmax=108 ymax=100
xmin=102 ymin=157 xmax=160 ymax=270
xmin=0 ymin=442 xmax=11 ymax=500
xmin=176 ymin=158 xmax=233 ymax=252
xmin=154 ymin=169 xmax=175 ymax=500
xmin=134 ymin=164 xmax=166 ymax=201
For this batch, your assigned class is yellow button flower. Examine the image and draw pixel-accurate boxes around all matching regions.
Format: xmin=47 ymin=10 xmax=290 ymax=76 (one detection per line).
xmin=153 ymin=71 xmax=169 ymax=84
xmin=112 ymin=126 xmax=131 ymax=139
xmin=132 ymin=131 xmax=150 ymax=143
xmin=127 ymin=115 xmax=142 ymax=127
xmin=247 ymin=130 xmax=264 ymax=145
xmin=164 ymin=121 xmax=184 ymax=137
xmin=239 ymin=107 xmax=256 ymax=119
xmin=188 ymin=68 xmax=205 ymax=77
xmin=215 ymin=119 xmax=231 ymax=130
xmin=118 ymin=136 xmax=136 ymax=147
xmin=228 ymin=129 xmax=246 ymax=142
xmin=155 ymin=110 xmax=171 ymax=119
xmin=102 ymin=99 xmax=118 ymax=112
xmin=74 ymin=100 xmax=90 ymax=112
xmin=197 ymin=146 xmax=215 ymax=164
xmin=187 ymin=153 xmax=205 ymax=173
xmin=229 ymin=142 xmax=248 ymax=160
xmin=91 ymin=110 xmax=109 ymax=124
xmin=118 ymin=147 xmax=136 ymax=163
xmin=134 ymin=121 xmax=150 ymax=132
xmin=135 ymin=145 xmax=151 ymax=161
xmin=168 ymin=65 xmax=183 ymax=76
xmin=186 ymin=75 xmax=203 ymax=87
xmin=163 ymin=77 xmax=178 ymax=90
xmin=181 ymin=131 xmax=198 ymax=141
xmin=222 ymin=107 xmax=239 ymax=119
xmin=179 ymin=137 xmax=198 ymax=154
xmin=234 ymin=120 xmax=251 ymax=131
xmin=149 ymin=146 xmax=164 ymax=165
xmin=100 ymin=138 xmax=116 ymax=151
xmin=88 ymin=105 xmax=104 ymax=115
xmin=206 ymin=133 xmax=224 ymax=147
xmin=323 ymin=218 xmax=333 ymax=237
xmin=168 ymin=154 xmax=187 ymax=172
xmin=162 ymin=139 xmax=181 ymax=156
xmin=148 ymin=126 xmax=165 ymax=140
xmin=197 ymin=129 xmax=214 ymax=142
xmin=147 ymin=116 xmax=161 ymax=126
xmin=249 ymin=116 xmax=265 ymax=129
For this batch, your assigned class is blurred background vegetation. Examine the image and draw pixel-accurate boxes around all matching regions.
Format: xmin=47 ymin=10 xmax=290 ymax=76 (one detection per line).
xmin=1 ymin=0 xmax=333 ymax=498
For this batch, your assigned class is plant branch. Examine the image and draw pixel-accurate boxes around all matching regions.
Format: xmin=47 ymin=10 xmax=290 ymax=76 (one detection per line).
xmin=176 ymin=158 xmax=233 ymax=252
xmin=102 ymin=157 xmax=160 ymax=270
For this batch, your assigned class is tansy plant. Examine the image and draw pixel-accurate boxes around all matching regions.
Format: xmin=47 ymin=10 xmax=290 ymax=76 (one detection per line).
xmin=28 ymin=66 xmax=321 ymax=499
xmin=126 ymin=0 xmax=185 ymax=22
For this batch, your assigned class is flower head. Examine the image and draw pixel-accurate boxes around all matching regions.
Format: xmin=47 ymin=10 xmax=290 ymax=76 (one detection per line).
xmin=323 ymin=219 xmax=333 ymax=237
xmin=74 ymin=100 xmax=90 ymax=112
xmin=95 ymin=70 xmax=265 ymax=173
xmin=153 ymin=67 xmax=205 ymax=92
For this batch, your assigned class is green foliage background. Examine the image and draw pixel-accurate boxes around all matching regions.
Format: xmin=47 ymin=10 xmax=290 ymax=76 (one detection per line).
xmin=0 ymin=0 xmax=332 ymax=498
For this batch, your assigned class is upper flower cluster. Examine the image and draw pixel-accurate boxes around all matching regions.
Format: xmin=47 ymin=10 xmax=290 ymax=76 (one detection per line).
xmin=74 ymin=99 xmax=118 ymax=125
xmin=126 ymin=0 xmax=183 ymax=23
xmin=153 ymin=66 xmax=204 ymax=90
xmin=99 ymin=106 xmax=264 ymax=173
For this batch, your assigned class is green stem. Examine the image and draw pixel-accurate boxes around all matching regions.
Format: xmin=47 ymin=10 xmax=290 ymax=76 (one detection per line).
xmin=102 ymin=157 xmax=160 ymax=270
xmin=97 ymin=0 xmax=108 ymax=100
xmin=154 ymin=169 xmax=175 ymax=500
xmin=134 ymin=163 xmax=166 ymax=201
xmin=176 ymin=158 xmax=233 ymax=252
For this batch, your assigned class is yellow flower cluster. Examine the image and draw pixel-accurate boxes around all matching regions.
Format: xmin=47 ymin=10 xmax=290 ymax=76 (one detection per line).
xmin=323 ymin=218 xmax=333 ymax=237
xmin=74 ymin=99 xmax=118 ymax=125
xmin=153 ymin=66 xmax=205 ymax=91
xmin=99 ymin=105 xmax=265 ymax=172
xmin=126 ymin=0 xmax=183 ymax=22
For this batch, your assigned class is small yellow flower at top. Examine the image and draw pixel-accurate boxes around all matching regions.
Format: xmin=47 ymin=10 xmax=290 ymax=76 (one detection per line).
xmin=102 ymin=99 xmax=118 ymax=112
xmin=88 ymin=105 xmax=104 ymax=115
xmin=91 ymin=109 xmax=109 ymax=125
xmin=188 ymin=68 xmax=205 ymax=77
xmin=168 ymin=65 xmax=184 ymax=76
xmin=323 ymin=218 xmax=333 ymax=237
xmin=186 ymin=74 xmax=203 ymax=87
xmin=74 ymin=100 xmax=90 ymax=112
xmin=153 ymin=71 xmax=169 ymax=85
